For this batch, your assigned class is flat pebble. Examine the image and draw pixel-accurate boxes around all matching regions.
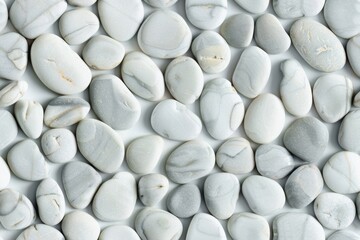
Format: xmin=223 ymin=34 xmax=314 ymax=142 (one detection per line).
xmin=186 ymin=213 xmax=226 ymax=240
xmin=90 ymin=74 xmax=141 ymax=130
xmin=151 ymin=99 xmax=202 ymax=141
xmin=0 ymin=157 xmax=10 ymax=190
xmin=143 ymin=0 xmax=177 ymax=8
xmin=347 ymin=35 xmax=360 ymax=78
xmin=67 ymin=0 xmax=97 ymax=6
xmin=273 ymin=0 xmax=325 ymax=19
xmin=166 ymin=140 xmax=215 ymax=184
xmin=234 ymin=0 xmax=269 ymax=13
xmin=0 ymin=110 xmax=17 ymax=150
xmin=0 ymin=80 xmax=27 ymax=107
xmin=138 ymin=173 xmax=169 ymax=207
xmin=99 ymin=225 xmax=140 ymax=240
xmin=192 ymin=31 xmax=231 ymax=74
xmin=16 ymin=224 xmax=64 ymax=240
xmin=338 ymin=110 xmax=360 ymax=152
xmin=328 ymin=231 xmax=360 ymax=240
xmin=0 ymin=0 xmax=7 ymax=32
xmin=14 ymin=100 xmax=43 ymax=139
xmin=220 ymin=13 xmax=253 ymax=48
xmin=62 ymin=211 xmax=100 ymax=240
xmin=166 ymin=184 xmax=201 ymax=218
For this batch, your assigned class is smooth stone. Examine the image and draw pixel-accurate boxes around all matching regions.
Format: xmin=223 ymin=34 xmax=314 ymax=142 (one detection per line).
xmin=62 ymin=211 xmax=100 ymax=240
xmin=98 ymin=0 xmax=144 ymax=41
xmin=0 ymin=80 xmax=27 ymax=107
xmin=0 ymin=110 xmax=17 ymax=150
xmin=355 ymin=91 xmax=360 ymax=107
xmin=67 ymin=0 xmax=97 ymax=6
xmin=99 ymin=225 xmax=140 ymax=240
xmin=204 ymin=172 xmax=240 ymax=220
xmin=285 ymin=164 xmax=323 ymax=208
xmin=186 ymin=213 xmax=226 ymax=240
xmin=280 ymin=59 xmax=312 ymax=116
xmin=216 ymin=137 xmax=254 ymax=174
xmin=92 ymin=172 xmax=137 ymax=221
xmin=356 ymin=194 xmax=360 ymax=220
xmin=273 ymin=213 xmax=325 ymax=240
xmin=0 ymin=32 xmax=28 ymax=81
xmin=347 ymin=35 xmax=360 ymax=78
xmin=121 ymin=51 xmax=165 ymax=101
xmin=7 ymin=139 xmax=48 ymax=181
xmin=62 ymin=161 xmax=102 ymax=209
xmin=135 ymin=208 xmax=183 ymax=240
xmin=166 ymin=140 xmax=215 ymax=184
xmin=144 ymin=0 xmax=177 ymax=8
xmin=234 ymin=0 xmax=269 ymax=13
xmin=36 ymin=178 xmax=65 ymax=226
xmin=314 ymin=192 xmax=355 ymax=230
xmin=0 ymin=188 xmax=35 ymax=230
xmin=242 ymin=175 xmax=285 ymax=215
xmin=338 ymin=110 xmax=360 ymax=152
xmin=82 ymin=35 xmax=125 ymax=70
xmin=273 ymin=0 xmax=325 ymax=19
xmin=323 ymin=151 xmax=360 ymax=194
xmin=185 ymin=0 xmax=227 ymax=30
xmin=328 ymin=231 xmax=360 ymax=240
xmin=192 ymin=31 xmax=231 ymax=74
xmin=76 ymin=119 xmax=125 ymax=173
xmin=255 ymin=13 xmax=291 ymax=54
xmin=44 ymin=96 xmax=90 ymax=128
xmin=126 ymin=135 xmax=163 ymax=174
xmin=9 ymin=0 xmax=67 ymax=39
xmin=0 ymin=0 xmax=7 ymax=32
xmin=90 ymin=74 xmax=141 ymax=130
xmin=220 ymin=13 xmax=254 ymax=48
xmin=138 ymin=10 xmax=191 ymax=59
xmin=290 ymin=18 xmax=346 ymax=72
xmin=244 ymin=93 xmax=285 ymax=144
xmin=138 ymin=173 xmax=169 ymax=207
xmin=16 ymin=224 xmax=64 ymax=240
xmin=41 ymin=128 xmax=77 ymax=164
xmin=227 ymin=212 xmax=270 ymax=240
xmin=151 ymin=99 xmax=202 ymax=141
xmin=59 ymin=8 xmax=99 ymax=45
xmin=232 ymin=46 xmax=271 ymax=99
xmin=283 ymin=116 xmax=329 ymax=162
xmin=165 ymin=56 xmax=204 ymax=104
xmin=14 ymin=100 xmax=43 ymax=139
xmin=0 ymin=157 xmax=10 ymax=190
xmin=166 ymin=184 xmax=201 ymax=218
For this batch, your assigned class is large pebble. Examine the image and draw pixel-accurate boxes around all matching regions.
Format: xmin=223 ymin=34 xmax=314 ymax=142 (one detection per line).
xmin=0 ymin=80 xmax=27 ymax=107
xmin=62 ymin=211 xmax=100 ymax=240
xmin=31 ymin=34 xmax=92 ymax=95
xmin=121 ymin=51 xmax=165 ymax=101
xmin=14 ymin=100 xmax=43 ymax=139
xmin=166 ymin=140 xmax=215 ymax=184
xmin=151 ymin=99 xmax=202 ymax=141
xmin=232 ymin=46 xmax=271 ymax=99
xmin=283 ymin=116 xmax=329 ymax=162
xmin=99 ymin=225 xmax=140 ymax=240
xmin=138 ymin=173 xmax=169 ymax=206
xmin=192 ymin=31 xmax=231 ymax=74
xmin=220 ymin=13 xmax=254 ymax=48
xmin=138 ymin=10 xmax=191 ymax=59
xmin=0 ymin=0 xmax=7 ymax=32
xmin=90 ymin=74 xmax=141 ymax=130
xmin=328 ymin=231 xmax=360 ymax=240
xmin=0 ymin=110 xmax=17 ymax=150
xmin=0 ymin=157 xmax=10 ymax=190
xmin=16 ymin=224 xmax=64 ymax=240
xmin=68 ymin=0 xmax=96 ymax=6
xmin=186 ymin=213 xmax=226 ymax=240
xmin=234 ymin=0 xmax=269 ymax=13
xmin=166 ymin=184 xmax=201 ymax=218
xmin=143 ymin=0 xmax=178 ymax=8
xmin=273 ymin=0 xmax=325 ymax=19
xmin=290 ymin=18 xmax=346 ymax=72
xmin=76 ymin=119 xmax=125 ymax=173
xmin=244 ymin=93 xmax=285 ymax=144
xmin=347 ymin=35 xmax=360 ymax=78
xmin=338 ymin=110 xmax=360 ymax=152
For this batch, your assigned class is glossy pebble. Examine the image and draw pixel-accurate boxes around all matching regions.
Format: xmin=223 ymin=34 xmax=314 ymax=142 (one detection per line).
xmin=138 ymin=173 xmax=169 ymax=207
xmin=220 ymin=13 xmax=254 ymax=48
xmin=14 ymin=100 xmax=43 ymax=139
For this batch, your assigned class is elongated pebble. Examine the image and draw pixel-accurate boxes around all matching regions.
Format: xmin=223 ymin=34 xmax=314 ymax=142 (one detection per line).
xmin=62 ymin=211 xmax=100 ymax=240
xmin=16 ymin=224 xmax=64 ymax=240
xmin=0 ymin=80 xmax=27 ymax=107
xmin=328 ymin=231 xmax=360 ymax=240
xmin=67 ymin=0 xmax=97 ymax=6
xmin=186 ymin=213 xmax=226 ymax=240
xmin=99 ymin=225 xmax=140 ymax=240
xmin=228 ymin=212 xmax=270 ymax=240
xmin=144 ymin=0 xmax=178 ymax=8
xmin=273 ymin=0 xmax=325 ymax=19
xmin=166 ymin=184 xmax=201 ymax=218
xmin=338 ymin=110 xmax=360 ymax=152
xmin=347 ymin=35 xmax=360 ymax=78
xmin=138 ymin=173 xmax=169 ymax=206
xmin=234 ymin=0 xmax=269 ymax=13
xmin=220 ymin=13 xmax=254 ymax=48
xmin=15 ymin=100 xmax=43 ymax=139
xmin=355 ymin=91 xmax=360 ymax=107
xmin=0 ymin=0 xmax=7 ymax=32
xmin=0 ymin=110 xmax=17 ymax=150
xmin=0 ymin=157 xmax=10 ymax=190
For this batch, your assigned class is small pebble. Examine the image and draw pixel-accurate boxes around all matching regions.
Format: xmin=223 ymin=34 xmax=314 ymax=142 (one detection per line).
xmin=354 ymin=91 xmax=360 ymax=107
xmin=16 ymin=224 xmax=64 ymax=240
xmin=138 ymin=173 xmax=169 ymax=206
xmin=0 ymin=0 xmax=7 ymax=32
xmin=338 ymin=110 xmax=360 ymax=152
xmin=347 ymin=35 xmax=360 ymax=78
xmin=61 ymin=211 xmax=100 ymax=240
xmin=0 ymin=157 xmax=10 ymax=190
xmin=14 ymin=100 xmax=43 ymax=139
xmin=0 ymin=110 xmax=17 ymax=150
xmin=0 ymin=80 xmax=27 ymax=108
xmin=143 ymin=0 xmax=178 ymax=8
xmin=328 ymin=231 xmax=360 ymax=240
xmin=273 ymin=0 xmax=325 ymax=19
xmin=166 ymin=184 xmax=201 ymax=218
xmin=186 ymin=213 xmax=226 ymax=240
xmin=99 ymin=225 xmax=140 ymax=240
xmin=67 ymin=0 xmax=97 ymax=6
xmin=234 ymin=0 xmax=269 ymax=13
xmin=356 ymin=194 xmax=360 ymax=220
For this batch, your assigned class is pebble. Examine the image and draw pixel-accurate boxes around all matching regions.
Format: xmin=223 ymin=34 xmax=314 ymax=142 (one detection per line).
xmin=16 ymin=224 xmax=64 ymax=240
xmin=234 ymin=0 xmax=269 ymax=13
xmin=31 ymin=33 xmax=92 ymax=95
xmin=76 ymin=119 xmax=125 ymax=173
xmin=44 ymin=96 xmax=90 ymax=128
xmin=244 ymin=93 xmax=285 ymax=144
xmin=285 ymin=165 xmax=323 ymax=209
xmin=227 ymin=212 xmax=270 ymax=240
xmin=0 ymin=80 xmax=27 ymax=107
xmin=99 ymin=225 xmax=140 ymax=240
xmin=328 ymin=231 xmax=360 ymax=240
xmin=41 ymin=128 xmax=77 ymax=164
xmin=9 ymin=0 xmax=67 ymax=39
xmin=322 ymin=151 xmax=360 ymax=194
xmin=204 ymin=172 xmax=240 ymax=220
xmin=62 ymin=211 xmax=100 ymax=240
xmin=82 ymin=35 xmax=125 ymax=70
xmin=62 ymin=161 xmax=102 ymax=209
xmin=255 ymin=13 xmax=291 ymax=54
xmin=232 ymin=46 xmax=271 ymax=99
xmin=121 ymin=51 xmax=165 ymax=101
xmin=220 ymin=13 xmax=254 ymax=48
xmin=90 ymin=74 xmax=141 ymax=130
xmin=67 ymin=0 xmax=97 ymax=6
xmin=186 ymin=213 xmax=226 ymax=240
xmin=283 ymin=116 xmax=329 ymax=162
xmin=135 ymin=208 xmax=183 ymax=240
xmin=192 ymin=31 xmax=231 ymax=74
xmin=314 ymin=192 xmax=355 ymax=230
xmin=185 ymin=0 xmax=227 ymax=30
xmin=348 ymin=35 xmax=360 ymax=78
xmin=126 ymin=135 xmax=163 ymax=174
xmin=138 ymin=173 xmax=169 ymax=206
xmin=273 ymin=0 xmax=325 ymax=19
xmin=338 ymin=110 xmax=360 ymax=152
xmin=0 ymin=188 xmax=35 ymax=230
xmin=7 ymin=139 xmax=48 ymax=181
xmin=200 ymin=78 xmax=244 ymax=140
xmin=98 ymin=0 xmax=144 ymax=41
xmin=92 ymin=172 xmax=137 ymax=221
xmin=242 ymin=175 xmax=285 ymax=215
xmin=59 ymin=8 xmax=99 ymax=45
xmin=138 ymin=10 xmax=191 ymax=59
xmin=143 ymin=0 xmax=178 ymax=8
xmin=0 ymin=0 xmax=7 ymax=32
xmin=14 ymin=100 xmax=43 ymax=139
xmin=166 ymin=140 xmax=215 ymax=184
xmin=290 ymin=18 xmax=346 ymax=72
xmin=166 ymin=184 xmax=201 ymax=218
xmin=0 ymin=32 xmax=28 ymax=81
xmin=216 ymin=137 xmax=254 ymax=174
xmin=165 ymin=56 xmax=204 ymax=104
xmin=151 ymin=99 xmax=202 ymax=141
xmin=36 ymin=178 xmax=65 ymax=226
xmin=0 ymin=157 xmax=10 ymax=190
xmin=354 ymin=91 xmax=360 ymax=107
xmin=0 ymin=110 xmax=17 ymax=150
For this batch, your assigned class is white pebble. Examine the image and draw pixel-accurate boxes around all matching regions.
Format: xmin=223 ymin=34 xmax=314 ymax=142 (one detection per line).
xmin=138 ymin=173 xmax=169 ymax=206
xmin=0 ymin=110 xmax=17 ymax=150
xmin=186 ymin=213 xmax=226 ymax=240
xmin=0 ymin=80 xmax=27 ymax=107
xmin=0 ymin=0 xmax=7 ymax=32
xmin=328 ymin=231 xmax=360 ymax=240
xmin=99 ymin=225 xmax=140 ymax=240
xmin=16 ymin=224 xmax=64 ymax=240
xmin=273 ymin=0 xmax=325 ymax=19
xmin=0 ymin=157 xmax=10 ymax=190
xmin=234 ymin=0 xmax=269 ymax=13
xmin=62 ymin=211 xmax=100 ymax=240
xmin=338 ymin=110 xmax=360 ymax=153
xmin=14 ymin=100 xmax=43 ymax=139
xmin=144 ymin=0 xmax=177 ymax=8
xmin=347 ymin=35 xmax=360 ymax=78
xmin=67 ymin=0 xmax=96 ymax=6
xmin=166 ymin=184 xmax=201 ymax=218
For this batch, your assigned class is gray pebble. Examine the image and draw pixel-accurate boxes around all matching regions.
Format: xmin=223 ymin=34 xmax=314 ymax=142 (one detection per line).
xmin=0 ymin=110 xmax=17 ymax=150
xmin=62 ymin=211 xmax=100 ymax=240
xmin=99 ymin=225 xmax=140 ymax=240
xmin=328 ymin=231 xmax=360 ymax=240
xmin=220 ymin=13 xmax=254 ymax=48
xmin=354 ymin=91 xmax=360 ymax=107
xmin=16 ymin=224 xmax=64 ymax=240
xmin=166 ymin=184 xmax=201 ymax=218
xmin=15 ymin=100 xmax=43 ymax=139
xmin=338 ymin=110 xmax=360 ymax=153
xmin=273 ymin=0 xmax=325 ymax=19
xmin=138 ymin=173 xmax=169 ymax=207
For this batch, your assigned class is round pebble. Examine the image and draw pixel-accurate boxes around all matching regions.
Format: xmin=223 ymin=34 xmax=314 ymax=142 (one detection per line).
xmin=220 ymin=13 xmax=254 ymax=48
xmin=186 ymin=213 xmax=226 ymax=240
xmin=0 ymin=157 xmax=10 ymax=190
xmin=0 ymin=80 xmax=27 ymax=108
xmin=16 ymin=224 xmax=64 ymax=240
xmin=234 ymin=0 xmax=269 ymax=13
xmin=338 ymin=110 xmax=360 ymax=153
xmin=67 ymin=0 xmax=96 ymax=6
xmin=0 ymin=0 xmax=7 ymax=32
xmin=273 ymin=0 xmax=325 ymax=19
xmin=143 ymin=0 xmax=178 ymax=8
xmin=14 ymin=100 xmax=43 ymax=139
xmin=0 ymin=110 xmax=17 ymax=150
xmin=99 ymin=225 xmax=140 ymax=240
xmin=166 ymin=184 xmax=201 ymax=218
xmin=328 ymin=231 xmax=360 ymax=240
xmin=62 ymin=211 xmax=100 ymax=240
xmin=138 ymin=173 xmax=169 ymax=207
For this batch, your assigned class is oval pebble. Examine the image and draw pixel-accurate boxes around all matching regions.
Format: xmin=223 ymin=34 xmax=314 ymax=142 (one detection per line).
xmin=143 ymin=0 xmax=177 ymax=8
xmin=0 ymin=110 xmax=17 ymax=150
xmin=186 ymin=213 xmax=226 ymax=240
xmin=328 ymin=231 xmax=360 ymax=240
xmin=0 ymin=157 xmax=10 ymax=190
xmin=16 ymin=224 xmax=64 ymax=240
xmin=273 ymin=0 xmax=325 ymax=19
xmin=67 ymin=0 xmax=96 ymax=6
xmin=138 ymin=173 xmax=169 ymax=207
xmin=99 ymin=225 xmax=140 ymax=240
xmin=166 ymin=184 xmax=201 ymax=218
xmin=234 ymin=0 xmax=269 ymax=13
xmin=0 ymin=80 xmax=27 ymax=108
xmin=338 ymin=110 xmax=360 ymax=152
xmin=347 ymin=35 xmax=360 ymax=78
xmin=15 ymin=100 xmax=43 ymax=139
xmin=0 ymin=0 xmax=7 ymax=32
xmin=62 ymin=211 xmax=100 ymax=240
